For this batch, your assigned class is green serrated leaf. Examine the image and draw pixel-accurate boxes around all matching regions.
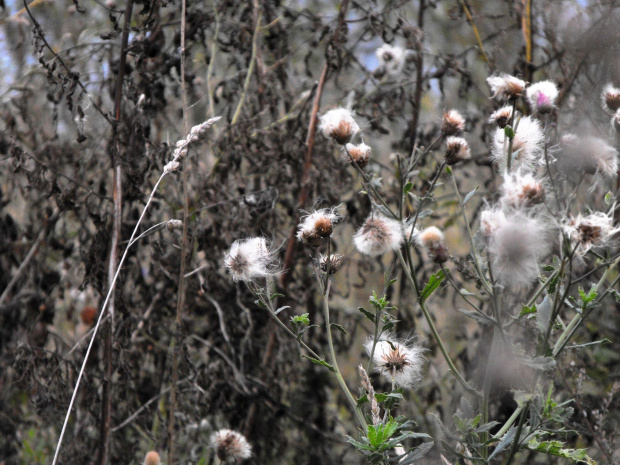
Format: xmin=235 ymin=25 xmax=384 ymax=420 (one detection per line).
xmin=291 ymin=313 xmax=310 ymax=325
xmin=520 ymin=304 xmax=537 ymax=318
xmin=463 ymin=186 xmax=479 ymax=205
xmin=358 ymin=307 xmax=376 ymax=323
xmin=301 ymin=355 xmax=336 ymax=372
xmin=330 ymin=323 xmax=347 ymax=334
xmin=527 ymin=438 xmax=596 ymax=465
xmin=420 ymin=270 xmax=445 ymax=304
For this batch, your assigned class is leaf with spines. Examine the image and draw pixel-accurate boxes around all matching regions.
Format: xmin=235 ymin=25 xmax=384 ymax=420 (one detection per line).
xmin=420 ymin=270 xmax=445 ymax=304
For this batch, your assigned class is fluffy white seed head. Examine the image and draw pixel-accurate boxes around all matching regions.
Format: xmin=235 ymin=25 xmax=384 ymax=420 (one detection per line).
xmin=488 ymin=106 xmax=514 ymax=128
xmin=224 ymin=237 xmax=279 ymax=282
xmin=480 ymin=208 xmax=507 ymax=239
xmin=210 ymin=429 xmax=252 ymax=462
xmin=563 ymin=212 xmax=620 ymax=254
xmin=376 ymin=43 xmax=406 ymax=75
xmin=364 ymin=335 xmax=426 ymax=389
xmin=445 ymin=136 xmax=471 ymax=165
xmin=319 ymin=108 xmax=360 ymax=145
xmin=602 ymin=84 xmax=620 ymax=112
xmin=487 ymin=74 xmax=526 ymax=100
xmin=296 ymin=207 xmax=343 ymax=246
xmin=416 ymin=226 xmax=449 ymax=263
xmin=143 ymin=451 xmax=160 ymax=465
xmin=488 ymin=213 xmax=548 ymax=290
xmin=612 ymin=109 xmax=620 ymax=133
xmin=558 ymin=134 xmax=618 ymax=177
xmin=345 ymin=142 xmax=372 ymax=168
xmin=526 ymin=80 xmax=558 ymax=114
xmin=417 ymin=226 xmax=444 ymax=250
xmin=441 ymin=110 xmax=466 ymax=136
xmin=354 ymin=214 xmax=404 ymax=256
xmin=500 ymin=172 xmax=546 ymax=209
xmin=491 ymin=116 xmax=544 ymax=168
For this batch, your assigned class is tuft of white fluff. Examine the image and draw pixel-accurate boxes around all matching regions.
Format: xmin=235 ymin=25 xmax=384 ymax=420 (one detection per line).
xmin=488 ymin=106 xmax=514 ymax=127
xmin=210 ymin=429 xmax=252 ymax=462
xmin=416 ymin=226 xmax=444 ymax=250
xmin=525 ymin=80 xmax=558 ymax=113
xmin=318 ymin=108 xmax=360 ymax=144
xmin=558 ymin=134 xmax=618 ymax=178
xmin=563 ymin=212 xmax=620 ymax=254
xmin=376 ymin=43 xmax=406 ymax=75
xmin=601 ymin=84 xmax=620 ymax=112
xmin=499 ymin=171 xmax=546 ymax=209
xmin=364 ymin=334 xmax=426 ymax=389
xmin=487 ymin=74 xmax=526 ymax=100
xmin=296 ymin=206 xmax=343 ymax=241
xmin=480 ymin=208 xmax=507 ymax=239
xmin=224 ymin=237 xmax=279 ymax=282
xmin=491 ymin=116 xmax=544 ymax=168
xmin=354 ymin=214 xmax=404 ymax=256
xmin=488 ymin=213 xmax=548 ymax=289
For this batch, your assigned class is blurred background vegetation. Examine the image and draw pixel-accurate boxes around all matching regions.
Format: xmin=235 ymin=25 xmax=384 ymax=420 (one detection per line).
xmin=0 ymin=0 xmax=619 ymax=463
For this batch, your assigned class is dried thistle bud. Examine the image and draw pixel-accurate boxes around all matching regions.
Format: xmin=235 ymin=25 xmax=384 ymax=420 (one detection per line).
xmin=296 ymin=207 xmax=342 ymax=244
xmin=488 ymin=106 xmax=514 ymax=128
xmin=444 ymin=137 xmax=471 ymax=165
xmin=441 ymin=109 xmax=465 ymax=136
xmin=364 ymin=335 xmax=426 ymax=389
xmin=224 ymin=237 xmax=280 ymax=282
xmin=417 ymin=226 xmax=449 ymax=264
xmin=526 ymin=80 xmax=558 ymax=114
xmin=164 ymin=160 xmax=180 ymax=173
xmin=487 ymin=73 xmax=526 ymax=100
xmin=353 ymin=214 xmax=404 ymax=256
xmin=299 ymin=229 xmax=322 ymax=247
xmin=319 ymin=253 xmax=344 ymax=274
xmin=602 ymin=84 xmax=620 ymax=112
xmin=319 ymin=108 xmax=360 ymax=145
xmin=210 ymin=429 xmax=252 ymax=462
xmin=500 ymin=172 xmax=546 ymax=209
xmin=345 ymin=142 xmax=371 ymax=168
xmin=564 ymin=212 xmax=620 ymax=254
xmin=166 ymin=219 xmax=183 ymax=231
xmin=143 ymin=451 xmax=160 ymax=465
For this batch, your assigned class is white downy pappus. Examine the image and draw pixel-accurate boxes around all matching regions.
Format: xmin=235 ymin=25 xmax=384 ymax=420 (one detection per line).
xmin=224 ymin=237 xmax=279 ymax=282
xmin=376 ymin=43 xmax=406 ymax=75
xmin=296 ymin=206 xmax=343 ymax=245
xmin=488 ymin=213 xmax=548 ymax=289
xmin=487 ymin=73 xmax=526 ymax=100
xmin=558 ymin=134 xmax=618 ymax=178
xmin=491 ymin=116 xmax=544 ymax=168
xmin=353 ymin=213 xmax=404 ymax=256
xmin=563 ymin=212 xmax=620 ymax=254
xmin=364 ymin=334 xmax=426 ymax=389
xmin=318 ymin=108 xmax=360 ymax=145
xmin=525 ymin=80 xmax=558 ymax=114
xmin=210 ymin=429 xmax=252 ymax=462
xmin=500 ymin=171 xmax=546 ymax=209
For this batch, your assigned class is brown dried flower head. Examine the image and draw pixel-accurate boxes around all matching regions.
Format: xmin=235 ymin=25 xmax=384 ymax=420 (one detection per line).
xmin=319 ymin=253 xmax=344 ymax=274
xmin=143 ymin=451 xmax=160 ymax=465
xmin=345 ymin=142 xmax=371 ymax=168
xmin=210 ymin=429 xmax=252 ymax=463
xmin=602 ymin=84 xmax=620 ymax=112
xmin=441 ymin=109 xmax=465 ymax=136
xmin=488 ymin=106 xmax=514 ymax=128
xmin=487 ymin=74 xmax=526 ymax=100
xmin=319 ymin=108 xmax=360 ymax=145
xmin=444 ymin=137 xmax=471 ymax=165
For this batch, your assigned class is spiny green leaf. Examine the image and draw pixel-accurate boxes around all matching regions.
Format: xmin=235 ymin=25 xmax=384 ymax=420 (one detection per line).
xmin=520 ymin=304 xmax=537 ymax=318
xmin=291 ymin=313 xmax=310 ymax=325
xmin=420 ymin=270 xmax=445 ymax=304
